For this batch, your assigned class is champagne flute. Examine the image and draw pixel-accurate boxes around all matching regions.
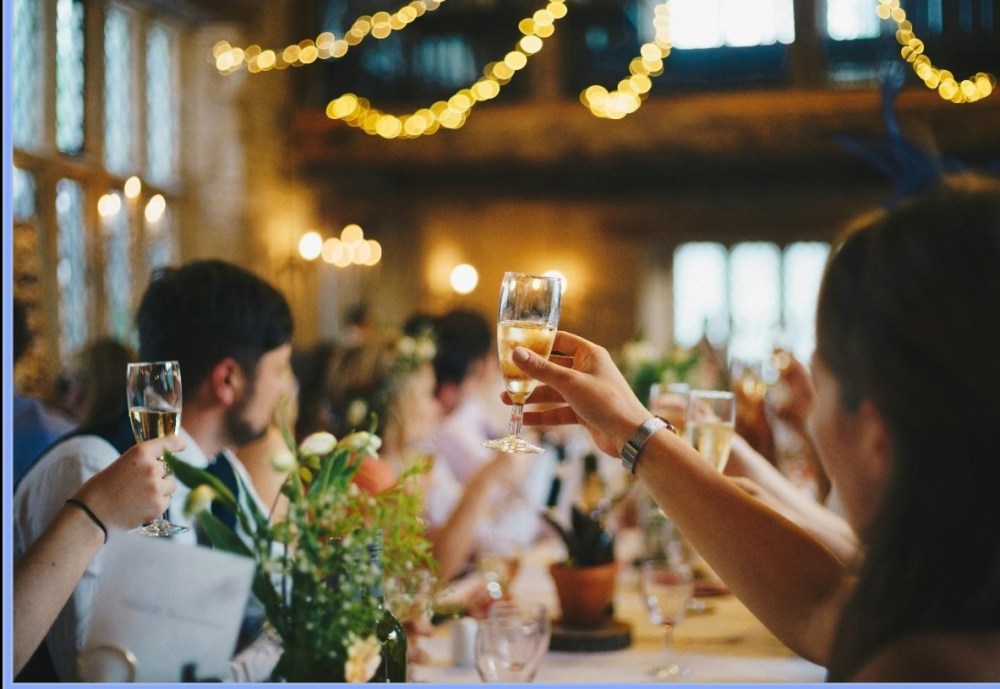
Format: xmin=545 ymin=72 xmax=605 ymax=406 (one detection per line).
xmin=685 ymin=390 xmax=735 ymax=472
xmin=640 ymin=558 xmax=695 ymax=680
xmin=483 ymin=272 xmax=561 ymax=454
xmin=126 ymin=361 xmax=187 ymax=537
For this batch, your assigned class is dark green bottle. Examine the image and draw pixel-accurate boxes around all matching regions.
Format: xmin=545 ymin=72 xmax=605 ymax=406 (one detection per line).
xmin=368 ymin=531 xmax=408 ymax=682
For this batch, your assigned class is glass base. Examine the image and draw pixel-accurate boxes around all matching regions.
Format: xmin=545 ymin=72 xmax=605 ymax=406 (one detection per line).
xmin=649 ymin=663 xmax=691 ymax=681
xmin=137 ymin=519 xmax=189 ymax=537
xmin=482 ymin=435 xmax=544 ymax=454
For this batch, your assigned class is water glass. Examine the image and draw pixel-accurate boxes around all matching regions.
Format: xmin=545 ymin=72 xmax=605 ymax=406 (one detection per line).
xmin=475 ymin=603 xmax=549 ymax=682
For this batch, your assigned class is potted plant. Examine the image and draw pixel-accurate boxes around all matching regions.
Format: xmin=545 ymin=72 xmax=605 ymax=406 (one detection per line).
xmin=542 ymin=501 xmax=617 ymax=629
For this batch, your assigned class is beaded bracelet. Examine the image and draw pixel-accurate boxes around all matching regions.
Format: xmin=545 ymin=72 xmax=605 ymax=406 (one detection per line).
xmin=66 ymin=498 xmax=109 ymax=544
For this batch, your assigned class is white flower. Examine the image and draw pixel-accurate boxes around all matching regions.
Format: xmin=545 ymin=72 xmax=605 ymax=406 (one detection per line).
xmin=184 ymin=484 xmax=216 ymax=518
xmin=344 ymin=633 xmax=382 ymax=683
xmin=269 ymin=448 xmax=297 ymax=473
xmin=396 ymin=337 xmax=416 ymax=356
xmin=416 ymin=337 xmax=437 ymax=361
xmin=299 ymin=432 xmax=337 ymax=457
xmin=337 ymin=431 xmax=382 ymax=457
xmin=346 ymin=399 xmax=368 ymax=427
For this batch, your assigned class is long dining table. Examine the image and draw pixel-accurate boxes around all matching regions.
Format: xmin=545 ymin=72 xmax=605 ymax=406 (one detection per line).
xmin=412 ymin=530 xmax=826 ymax=684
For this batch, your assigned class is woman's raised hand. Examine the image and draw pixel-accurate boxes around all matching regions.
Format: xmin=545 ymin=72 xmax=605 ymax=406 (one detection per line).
xmin=510 ymin=331 xmax=650 ymax=458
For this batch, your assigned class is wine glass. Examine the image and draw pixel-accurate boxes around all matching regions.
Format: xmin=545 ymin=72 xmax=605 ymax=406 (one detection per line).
xmin=476 ymin=537 xmax=522 ymax=601
xmin=384 ymin=568 xmax=436 ymax=626
xmin=640 ymin=558 xmax=695 ymax=680
xmin=489 ymin=602 xmax=550 ymax=674
xmin=483 ymin=272 xmax=561 ymax=454
xmin=685 ymin=390 xmax=736 ymax=472
xmin=126 ymin=361 xmax=187 ymax=537
xmin=475 ymin=603 xmax=549 ymax=682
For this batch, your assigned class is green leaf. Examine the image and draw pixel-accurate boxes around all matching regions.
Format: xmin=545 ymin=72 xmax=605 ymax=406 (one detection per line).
xmin=165 ymin=452 xmax=238 ymax=513
xmin=197 ymin=510 xmax=253 ymax=558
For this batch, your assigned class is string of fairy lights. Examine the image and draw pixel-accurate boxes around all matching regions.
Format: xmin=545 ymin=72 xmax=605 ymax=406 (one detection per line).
xmin=209 ymin=0 xmax=996 ymax=138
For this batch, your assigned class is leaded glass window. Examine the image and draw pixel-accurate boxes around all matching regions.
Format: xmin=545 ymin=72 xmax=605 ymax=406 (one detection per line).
xmin=102 ymin=190 xmax=133 ymax=340
xmin=13 ymin=0 xmax=42 ymax=149
xmin=146 ymin=23 xmax=177 ymax=185
xmin=783 ymin=242 xmax=829 ymax=361
xmin=104 ymin=6 xmax=134 ymax=174
xmin=826 ymin=0 xmax=882 ymax=40
xmin=14 ymin=167 xmax=37 ymax=221
xmin=665 ymin=0 xmax=795 ymax=49
xmin=674 ymin=240 xmax=830 ymax=361
xmin=146 ymin=205 xmax=176 ymax=274
xmin=729 ymin=242 xmax=781 ymax=361
xmin=56 ymin=178 xmax=88 ymax=361
xmin=56 ymin=0 xmax=85 ymax=154
xmin=673 ymin=243 xmax=728 ymax=348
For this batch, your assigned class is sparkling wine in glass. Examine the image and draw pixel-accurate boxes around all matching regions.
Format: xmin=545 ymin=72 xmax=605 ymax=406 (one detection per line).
xmin=483 ymin=272 xmax=561 ymax=454
xmin=640 ymin=558 xmax=695 ymax=680
xmin=127 ymin=361 xmax=187 ymax=537
xmin=685 ymin=390 xmax=735 ymax=472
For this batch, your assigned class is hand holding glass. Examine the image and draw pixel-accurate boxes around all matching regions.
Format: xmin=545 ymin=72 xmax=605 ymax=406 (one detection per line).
xmin=483 ymin=272 xmax=561 ymax=454
xmin=126 ymin=361 xmax=186 ymax=537
xmin=685 ymin=390 xmax=735 ymax=472
xmin=640 ymin=558 xmax=695 ymax=680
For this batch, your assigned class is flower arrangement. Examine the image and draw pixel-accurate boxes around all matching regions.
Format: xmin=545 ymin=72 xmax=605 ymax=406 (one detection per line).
xmin=619 ymin=338 xmax=699 ymax=409
xmin=166 ymin=419 xmax=434 ymax=683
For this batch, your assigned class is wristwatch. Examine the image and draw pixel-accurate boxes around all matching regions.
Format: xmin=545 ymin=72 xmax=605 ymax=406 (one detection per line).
xmin=620 ymin=416 xmax=676 ymax=474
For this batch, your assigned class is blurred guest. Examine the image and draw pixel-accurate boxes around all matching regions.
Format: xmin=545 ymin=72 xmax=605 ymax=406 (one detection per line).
xmin=13 ymin=299 xmax=75 ymax=483
xmin=428 ymin=309 xmax=504 ymax=484
xmin=14 ymin=260 xmax=294 ymax=681
xmin=59 ymin=337 xmax=136 ymax=425
xmin=341 ymin=303 xmax=374 ymax=346
xmin=323 ymin=335 xmax=527 ymax=582
xmin=513 ymin=177 xmax=1000 ymax=680
xmin=291 ymin=341 xmax=338 ymax=441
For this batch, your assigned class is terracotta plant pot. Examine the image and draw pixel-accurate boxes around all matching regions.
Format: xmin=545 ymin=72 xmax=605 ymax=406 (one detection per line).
xmin=548 ymin=560 xmax=618 ymax=628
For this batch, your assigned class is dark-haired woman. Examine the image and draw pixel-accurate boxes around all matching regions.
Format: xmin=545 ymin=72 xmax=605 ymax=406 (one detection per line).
xmin=510 ymin=177 xmax=1000 ymax=681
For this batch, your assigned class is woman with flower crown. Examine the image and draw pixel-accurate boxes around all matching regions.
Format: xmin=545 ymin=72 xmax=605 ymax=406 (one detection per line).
xmin=287 ymin=333 xmax=527 ymax=583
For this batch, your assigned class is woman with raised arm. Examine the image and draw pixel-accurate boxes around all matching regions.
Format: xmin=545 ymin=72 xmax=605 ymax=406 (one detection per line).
xmin=511 ymin=177 xmax=1000 ymax=681
xmin=14 ymin=435 xmax=182 ymax=675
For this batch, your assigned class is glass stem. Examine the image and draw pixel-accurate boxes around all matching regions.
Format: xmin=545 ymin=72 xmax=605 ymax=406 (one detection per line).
xmin=507 ymin=403 xmax=525 ymax=438
xmin=662 ymin=623 xmax=675 ymax=664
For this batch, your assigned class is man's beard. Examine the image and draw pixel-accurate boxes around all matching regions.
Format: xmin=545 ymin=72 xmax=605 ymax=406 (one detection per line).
xmin=225 ymin=379 xmax=269 ymax=446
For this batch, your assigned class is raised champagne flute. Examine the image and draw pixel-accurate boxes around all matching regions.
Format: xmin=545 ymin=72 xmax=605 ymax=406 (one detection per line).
xmin=685 ymin=390 xmax=736 ymax=472
xmin=126 ymin=361 xmax=187 ymax=537
xmin=483 ymin=272 xmax=561 ymax=454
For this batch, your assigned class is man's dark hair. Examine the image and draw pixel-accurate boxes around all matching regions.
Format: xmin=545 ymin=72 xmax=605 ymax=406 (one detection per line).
xmin=136 ymin=260 xmax=293 ymax=392
xmin=13 ymin=299 xmax=31 ymax=364
xmin=432 ymin=309 xmax=493 ymax=386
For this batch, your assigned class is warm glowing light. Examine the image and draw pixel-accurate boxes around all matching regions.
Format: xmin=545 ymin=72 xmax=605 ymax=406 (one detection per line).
xmin=299 ymin=231 xmax=323 ymax=261
xmin=353 ymin=241 xmax=373 ymax=264
xmin=363 ymin=240 xmax=383 ymax=266
xmin=98 ymin=193 xmax=122 ymax=218
xmin=144 ymin=194 xmax=166 ymax=223
xmin=341 ymin=223 xmax=365 ymax=246
xmin=321 ymin=237 xmax=344 ymax=264
xmin=450 ymin=264 xmax=479 ymax=294
xmin=124 ymin=176 xmax=142 ymax=199
xmin=543 ymin=270 xmax=568 ymax=294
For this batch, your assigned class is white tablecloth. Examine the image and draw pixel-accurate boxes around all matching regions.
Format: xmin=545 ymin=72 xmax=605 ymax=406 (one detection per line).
xmin=412 ymin=531 xmax=826 ymax=684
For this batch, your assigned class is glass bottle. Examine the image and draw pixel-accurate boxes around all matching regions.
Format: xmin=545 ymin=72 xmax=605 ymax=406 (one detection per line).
xmin=368 ymin=531 xmax=408 ymax=682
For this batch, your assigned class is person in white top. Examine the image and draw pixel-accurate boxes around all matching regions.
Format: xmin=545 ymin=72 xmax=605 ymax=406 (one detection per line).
xmin=13 ymin=259 xmax=294 ymax=681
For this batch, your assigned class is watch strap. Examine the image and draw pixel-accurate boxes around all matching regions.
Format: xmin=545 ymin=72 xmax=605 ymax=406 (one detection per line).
xmin=621 ymin=416 xmax=676 ymax=474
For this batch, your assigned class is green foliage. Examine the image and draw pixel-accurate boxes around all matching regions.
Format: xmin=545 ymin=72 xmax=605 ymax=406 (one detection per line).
xmin=166 ymin=416 xmax=434 ymax=682
xmin=542 ymin=504 xmax=615 ymax=568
